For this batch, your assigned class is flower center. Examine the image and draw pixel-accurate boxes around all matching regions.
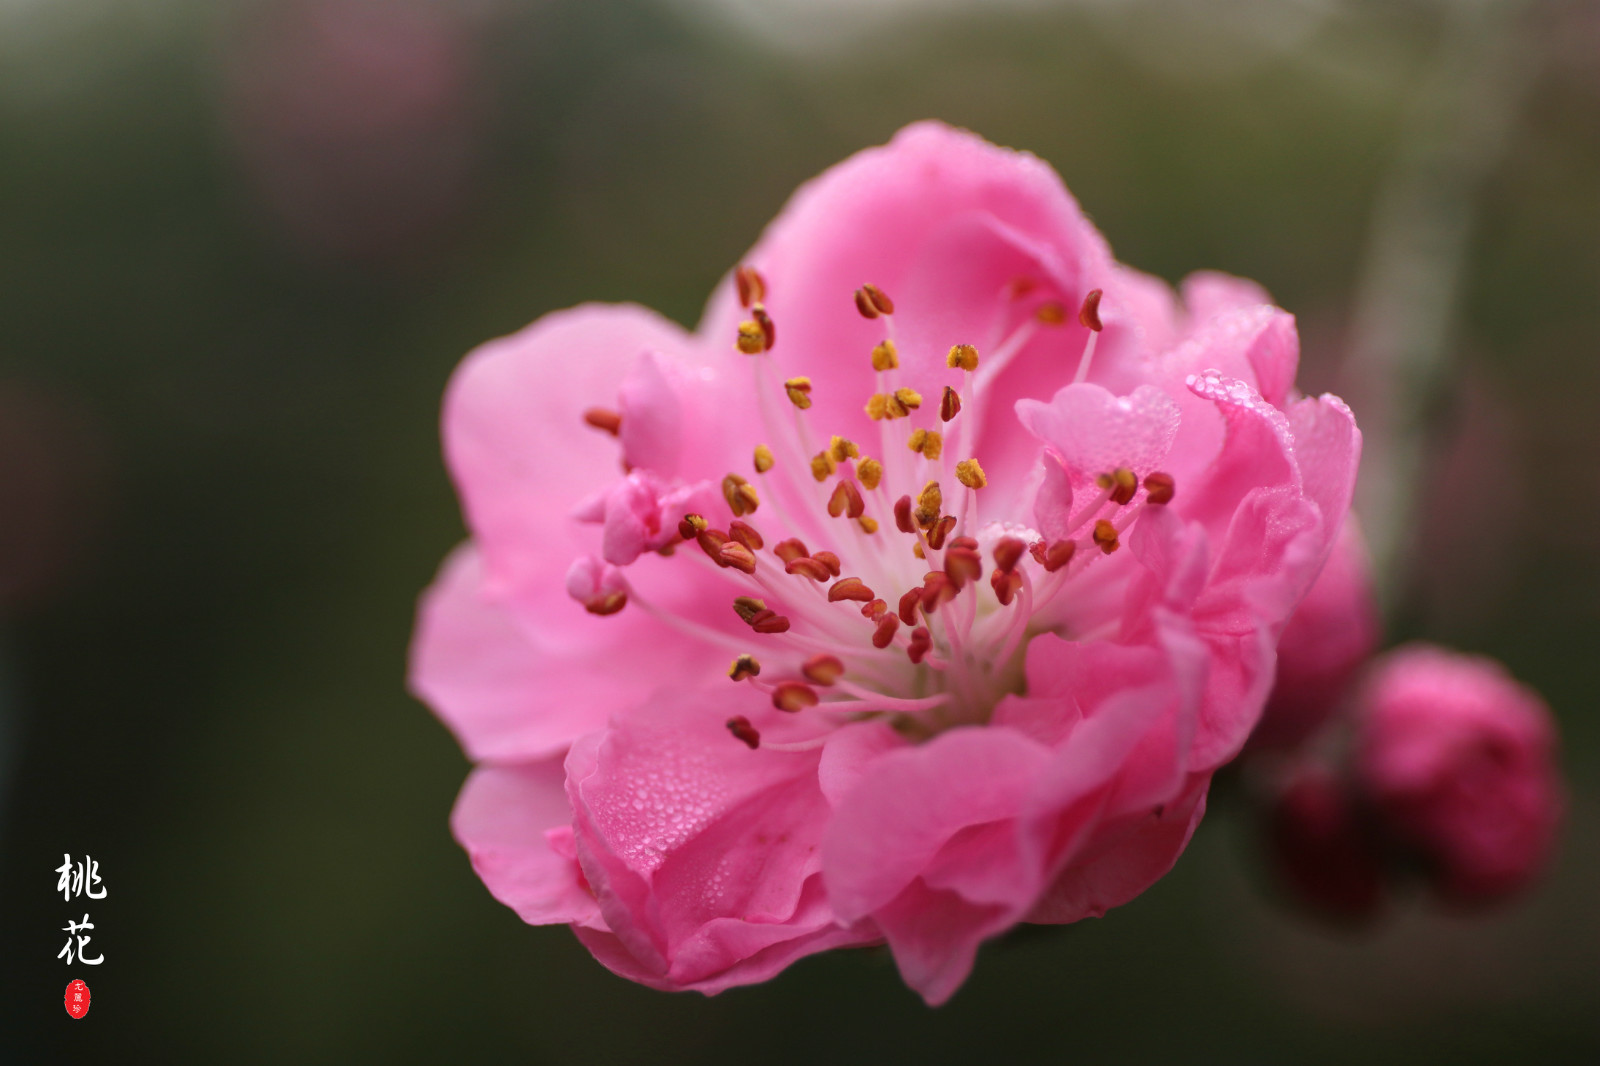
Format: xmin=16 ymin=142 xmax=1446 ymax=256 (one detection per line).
xmin=582 ymin=268 xmax=1175 ymax=752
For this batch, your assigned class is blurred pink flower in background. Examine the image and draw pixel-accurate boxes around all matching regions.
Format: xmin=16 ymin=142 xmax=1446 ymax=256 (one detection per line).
xmin=215 ymin=0 xmax=488 ymax=264
xmin=410 ymin=122 xmax=1360 ymax=1003
xmin=1356 ymin=644 xmax=1563 ymax=906
xmin=1266 ymin=758 xmax=1385 ymax=921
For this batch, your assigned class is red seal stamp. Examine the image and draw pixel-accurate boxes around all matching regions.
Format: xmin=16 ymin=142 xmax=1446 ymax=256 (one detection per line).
xmin=64 ymin=979 xmax=91 ymax=1019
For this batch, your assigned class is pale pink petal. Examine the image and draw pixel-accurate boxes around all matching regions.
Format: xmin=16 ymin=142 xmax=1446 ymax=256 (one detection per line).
xmin=450 ymin=759 xmax=602 ymax=928
xmin=1015 ymin=382 xmax=1182 ymax=485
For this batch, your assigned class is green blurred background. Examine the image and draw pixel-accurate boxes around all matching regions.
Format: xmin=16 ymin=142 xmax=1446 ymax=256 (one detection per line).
xmin=2 ymin=0 xmax=1596 ymax=1060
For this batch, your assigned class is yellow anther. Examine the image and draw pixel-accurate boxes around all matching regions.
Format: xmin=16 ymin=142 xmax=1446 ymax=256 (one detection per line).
xmin=736 ymin=320 xmax=765 ymax=355
xmin=893 ymin=387 xmax=923 ymax=411
xmin=1035 ymin=301 xmax=1067 ymax=325
xmin=728 ymin=654 xmax=761 ymax=681
xmin=722 ymin=473 xmax=760 ymax=516
xmin=810 ymin=451 xmax=836 ymax=482
xmin=753 ymin=444 xmax=774 ymax=474
xmin=784 ymin=377 xmax=813 ymax=410
xmin=946 ymin=344 xmax=979 ymax=372
xmin=915 ymin=481 xmax=943 ymax=529
xmin=858 ymin=516 xmax=879 ymax=534
xmin=829 ymin=435 xmax=860 ymax=462
xmin=871 ymin=340 xmax=899 ymax=372
xmin=884 ymin=393 xmax=909 ymax=419
xmin=865 ymin=393 xmax=889 ymax=420
xmin=955 ymin=458 xmax=987 ymax=489
xmin=913 ymin=542 xmax=926 ymax=559
xmin=856 ymin=457 xmax=883 ymax=491
xmin=908 ymin=428 xmax=943 ymax=460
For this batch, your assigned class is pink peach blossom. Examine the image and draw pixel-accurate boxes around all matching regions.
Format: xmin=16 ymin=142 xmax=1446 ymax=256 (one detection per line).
xmin=1251 ymin=518 xmax=1380 ymax=751
xmin=1355 ymin=644 xmax=1562 ymax=906
xmin=410 ymin=122 xmax=1361 ymax=1003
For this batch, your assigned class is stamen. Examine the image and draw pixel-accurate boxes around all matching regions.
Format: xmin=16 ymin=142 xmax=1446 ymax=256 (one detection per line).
xmin=893 ymin=387 xmax=923 ymax=412
xmin=810 ymin=452 xmax=836 ymax=482
xmin=752 ymin=305 xmax=776 ymax=349
xmin=915 ymin=481 xmax=943 ymax=530
xmin=907 ymin=626 xmax=932 ymax=664
xmin=865 ymin=394 xmax=890 ymax=421
xmin=728 ymin=654 xmax=761 ymax=681
xmin=772 ymin=538 xmax=808 ymax=563
xmin=1031 ymin=539 xmax=1076 ymax=572
xmin=860 ymin=598 xmax=888 ymax=620
xmin=991 ymin=568 xmax=1022 ymax=606
xmin=946 ymin=344 xmax=979 ymax=372
xmin=722 ymin=474 xmax=760 ymax=516
xmin=919 ymin=572 xmax=956 ymax=612
xmin=828 ymin=577 xmax=875 ymax=603
xmin=907 ymin=429 xmax=943 ymax=460
xmin=1144 ymin=472 xmax=1176 ymax=505
xmin=726 ymin=716 xmax=761 ymax=749
xmin=856 ymin=458 xmax=883 ymax=490
xmin=871 ymin=613 xmax=901 ymax=649
xmin=897 ymin=588 xmax=922 ymax=626
xmin=955 ymin=458 xmax=987 ymax=489
xmin=1035 ymin=301 xmax=1066 ymax=325
xmin=858 ymin=516 xmax=879 ymax=534
xmin=940 ymin=386 xmax=961 ymax=423
xmin=870 ymin=340 xmax=899 ymax=372
xmin=1078 ymin=288 xmax=1104 ymax=331
xmin=750 ymin=610 xmax=792 ymax=634
xmin=927 ymin=514 xmax=956 ymax=550
xmin=737 ymin=320 xmax=765 ymax=355
xmin=993 ymin=536 xmax=1026 ymax=573
xmin=893 ymin=495 xmax=915 ymax=534
xmin=697 ymin=529 xmax=731 ymax=566
xmin=1092 ymin=519 xmax=1121 ymax=554
xmin=772 ymin=681 xmax=819 ymax=712
xmin=719 ymin=542 xmax=758 ymax=574
xmin=734 ymin=265 xmax=766 ymax=308
xmin=784 ymin=377 xmax=813 ymax=410
xmin=802 ymin=654 xmax=845 ymax=685
xmin=860 ymin=283 xmax=895 ymax=315
xmin=1096 ymin=467 xmax=1137 ymax=506
xmin=753 ymin=444 xmax=775 ymax=474
xmin=854 ymin=288 xmax=881 ymax=319
xmin=732 ymin=596 xmax=767 ymax=624
xmin=827 ymin=479 xmax=866 ymax=519
xmin=583 ymin=590 xmax=627 ymax=616
xmin=944 ymin=546 xmax=983 ymax=589
xmin=729 ymin=520 xmax=764 ymax=551
xmin=812 ymin=551 xmax=842 ymax=576
xmin=678 ymin=513 xmax=709 ymax=539
xmin=582 ymin=407 xmax=622 ymax=436
xmin=786 ymin=556 xmax=833 ymax=581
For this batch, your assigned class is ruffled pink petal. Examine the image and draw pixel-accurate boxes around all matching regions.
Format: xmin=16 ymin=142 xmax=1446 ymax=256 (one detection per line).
xmin=450 ymin=759 xmax=602 ymax=928
xmin=1015 ymin=382 xmax=1182 ymax=489
xmin=443 ymin=303 xmax=710 ymax=604
xmin=410 ymin=545 xmax=719 ymax=762
xmin=565 ymin=687 xmax=863 ymax=989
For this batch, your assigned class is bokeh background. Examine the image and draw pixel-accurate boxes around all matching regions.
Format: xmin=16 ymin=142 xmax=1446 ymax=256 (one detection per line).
xmin=3 ymin=0 xmax=1597 ymax=1060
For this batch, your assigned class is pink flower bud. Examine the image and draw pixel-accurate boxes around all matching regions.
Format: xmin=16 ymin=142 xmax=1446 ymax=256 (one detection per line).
xmin=1355 ymin=645 xmax=1563 ymax=906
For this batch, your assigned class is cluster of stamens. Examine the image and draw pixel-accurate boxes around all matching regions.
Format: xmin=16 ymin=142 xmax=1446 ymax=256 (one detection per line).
xmin=580 ymin=268 xmax=1175 ymax=752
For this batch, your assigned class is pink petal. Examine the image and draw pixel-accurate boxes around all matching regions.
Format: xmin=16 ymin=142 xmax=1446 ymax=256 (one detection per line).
xmin=1015 ymin=382 xmax=1182 ymax=488
xmin=450 ymin=759 xmax=602 ymax=928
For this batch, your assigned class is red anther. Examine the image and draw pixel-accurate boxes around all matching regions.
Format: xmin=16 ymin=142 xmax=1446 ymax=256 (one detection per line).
xmin=861 ymin=283 xmax=895 ymax=315
xmin=772 ymin=538 xmax=809 ymax=564
xmin=940 ymin=385 xmax=962 ymax=423
xmin=897 ymin=588 xmax=922 ymax=627
xmin=582 ymin=407 xmax=622 ymax=436
xmin=751 ymin=611 xmax=792 ymax=634
xmin=735 ymin=265 xmax=766 ymax=308
xmin=948 ymin=536 xmax=979 ymax=552
xmin=752 ymin=305 xmax=776 ymax=350
xmin=919 ymin=572 xmax=955 ymax=612
xmin=772 ymin=681 xmax=819 ymax=712
xmin=872 ymin=613 xmax=901 ymax=649
xmin=993 ymin=536 xmax=1026 ymax=573
xmin=945 ymin=547 xmax=983 ymax=588
xmin=927 ymin=515 xmax=957 ymax=551
xmin=893 ymin=495 xmax=915 ymax=534
xmin=1093 ymin=519 xmax=1120 ymax=554
xmin=906 ymin=626 xmax=932 ymax=665
xmin=861 ymin=598 xmax=888 ymax=620
xmin=1100 ymin=467 xmax=1137 ymax=506
xmin=802 ymin=654 xmax=845 ymax=685
xmin=697 ymin=529 xmax=731 ymax=566
xmin=813 ymin=551 xmax=841 ymax=577
xmin=720 ymin=542 xmax=758 ymax=574
xmin=1143 ymin=471 xmax=1176 ymax=505
xmin=1030 ymin=539 xmax=1076 ymax=573
xmin=991 ymin=568 xmax=1022 ymax=606
xmin=584 ymin=590 xmax=628 ymax=616
xmin=729 ymin=520 xmax=764 ymax=551
xmin=1078 ymin=288 xmax=1104 ymax=332
xmin=785 ymin=557 xmax=832 ymax=581
xmin=733 ymin=596 xmax=767 ymax=623
xmin=853 ymin=288 xmax=880 ymax=319
xmin=828 ymin=479 xmax=866 ymax=519
xmin=726 ymin=716 xmax=761 ymax=749
xmin=828 ymin=577 xmax=875 ymax=603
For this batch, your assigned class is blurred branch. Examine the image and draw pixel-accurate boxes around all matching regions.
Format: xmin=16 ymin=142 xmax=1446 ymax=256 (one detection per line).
xmin=1342 ymin=0 xmax=1540 ymax=616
